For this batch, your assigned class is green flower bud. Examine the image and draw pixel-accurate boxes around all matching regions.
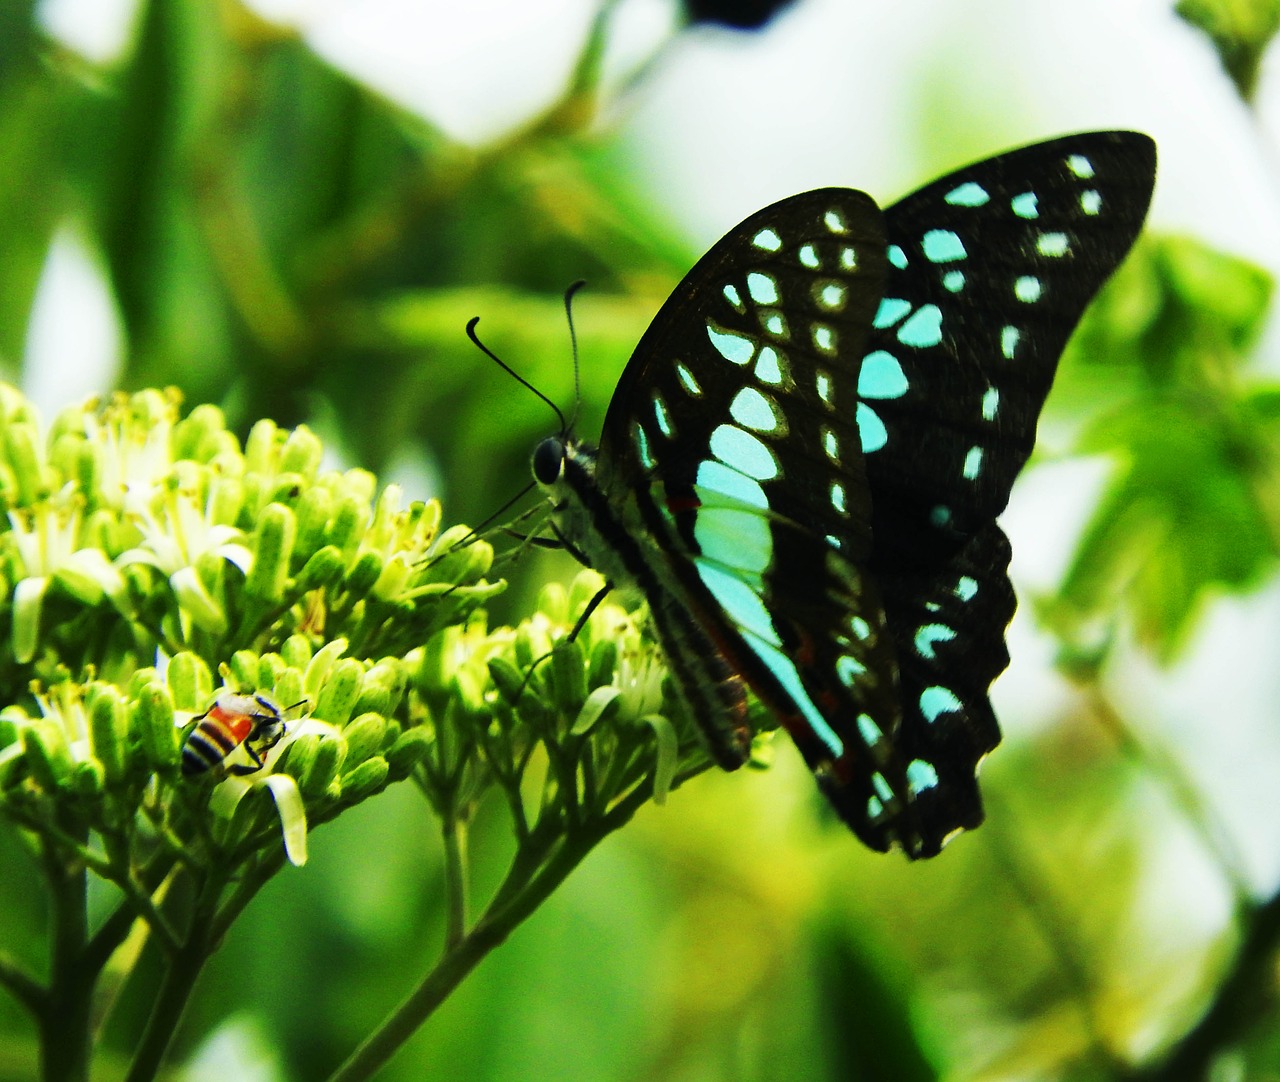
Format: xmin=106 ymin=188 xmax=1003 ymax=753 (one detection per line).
xmin=256 ymin=653 xmax=287 ymax=691
xmin=303 ymin=637 xmax=348 ymax=692
xmin=452 ymin=666 xmax=488 ymax=717
xmin=72 ymin=759 xmax=105 ymax=801
xmin=295 ymin=487 xmax=333 ymax=555
xmin=135 ymin=683 xmax=179 ymax=771
xmin=371 ymin=555 xmax=411 ymax=601
xmin=5 ymin=420 xmax=47 ymax=506
xmin=228 ymin=650 xmax=259 ymax=692
xmin=281 ymin=635 xmax=313 ymax=670
xmin=280 ymin=426 xmax=323 ymax=479
xmin=297 ymin=545 xmax=344 ymax=591
xmin=386 ymin=728 xmax=431 ymax=779
xmin=341 ymin=713 xmax=387 ymax=767
xmin=89 ymin=686 xmax=129 ymax=786
xmin=353 ymin=681 xmax=390 ymax=718
xmin=327 ymin=496 xmax=368 ymax=556
xmin=279 ymin=732 xmax=319 ymax=785
xmin=549 ymin=638 xmax=587 ymax=714
xmin=246 ymin=503 xmax=295 ymax=603
xmin=23 ymin=721 xmax=73 ymax=790
xmin=340 ymin=756 xmax=389 ymax=802
xmin=343 ymin=550 xmax=383 ymax=598
xmin=487 ymin=656 xmax=526 ymax=705
xmin=314 ymin=658 xmax=362 ymax=725
xmin=207 ymin=475 xmax=244 ymax=529
xmin=244 ymin=419 xmax=280 ymax=475
xmin=587 ymin=636 xmax=618 ymax=689
xmin=415 ymin=628 xmax=452 ymax=697
xmin=12 ymin=575 xmax=48 ymax=664
xmin=300 ymin=735 xmax=344 ymax=798
xmin=515 ymin=621 xmax=552 ymax=671
xmin=167 ymin=652 xmax=212 ymax=712
xmin=173 ymin=403 xmax=228 ymax=461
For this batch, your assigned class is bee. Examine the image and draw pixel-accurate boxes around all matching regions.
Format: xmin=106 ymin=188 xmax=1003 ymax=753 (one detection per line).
xmin=181 ymin=692 xmax=304 ymax=777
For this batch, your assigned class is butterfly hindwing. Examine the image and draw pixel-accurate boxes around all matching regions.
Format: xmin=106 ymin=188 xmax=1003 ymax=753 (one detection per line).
xmin=597 ymin=190 xmax=944 ymax=851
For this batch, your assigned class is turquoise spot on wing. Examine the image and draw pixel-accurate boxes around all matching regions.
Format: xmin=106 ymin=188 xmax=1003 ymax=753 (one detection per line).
xmin=747 ymin=272 xmax=779 ymax=304
xmin=921 ymin=228 xmax=967 ymax=263
xmin=963 ymin=446 xmax=983 ymax=480
xmin=944 ymin=181 xmax=989 ymax=207
xmin=873 ymin=297 xmax=912 ymax=329
xmin=1011 ymin=191 xmax=1038 ymax=219
xmin=914 ymin=623 xmax=955 ymax=660
xmin=696 ymin=460 xmax=769 ymax=510
xmin=943 ymin=270 xmax=965 ymax=293
xmin=856 ymin=713 xmax=880 ymax=745
xmin=755 ymin=346 xmax=784 ymax=385
xmin=867 ymin=795 xmax=884 ymax=820
xmin=694 ymin=505 xmax=772 ymax=576
xmin=799 ymin=244 xmax=819 ymax=269
xmin=896 ymin=304 xmax=943 ymax=349
xmin=707 ymin=323 xmax=754 ymax=365
xmin=906 ymin=759 xmax=939 ymax=796
xmin=710 ymin=424 xmax=778 ymax=481
xmin=857 ymin=403 xmax=887 ymax=453
xmin=816 ymin=371 xmax=833 ymax=406
xmin=653 ymin=393 xmax=673 ymax=437
xmin=822 ymin=427 xmax=839 ymax=461
xmin=1067 ymin=153 xmax=1095 ymax=179
xmin=1001 ymin=326 xmax=1020 ymax=360
xmin=752 ymin=227 xmax=782 ymax=251
xmin=1037 ymin=231 xmax=1069 ymax=257
xmin=920 ymin=685 xmax=962 ymax=723
xmin=824 ymin=208 xmax=847 ymax=233
xmin=812 ymin=325 xmax=835 ymax=353
xmin=730 ymin=386 xmax=781 ymax=433
xmin=930 ymin=505 xmax=951 ymax=527
xmin=676 ymin=363 xmax=702 ymax=397
xmin=955 ymin=575 xmax=978 ymax=601
xmin=763 ymin=312 xmax=788 ymax=337
xmin=831 ymin=482 xmax=846 ymax=514
xmin=850 ymin=616 xmax=871 ymax=640
xmin=696 ymin=562 xmax=844 ymax=757
xmin=817 ymin=282 xmax=846 ymax=310
xmin=888 ymin=244 xmax=908 ymax=269
xmin=836 ymin=655 xmax=865 ymax=688
xmin=1081 ymin=189 xmax=1101 ymax=215
xmin=858 ymin=350 xmax=908 ymax=400
xmin=982 ymin=386 xmax=1000 ymax=420
xmin=839 ymin=246 xmax=857 ymax=270
xmin=633 ymin=423 xmax=654 ymax=469
xmin=872 ymin=772 xmax=893 ymax=803
xmin=1015 ymin=276 xmax=1042 ymax=303
xmin=723 ymin=284 xmax=744 ymax=310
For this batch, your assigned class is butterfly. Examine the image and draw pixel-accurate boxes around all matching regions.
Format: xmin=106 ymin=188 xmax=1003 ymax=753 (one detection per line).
xmin=529 ymin=132 xmax=1156 ymax=857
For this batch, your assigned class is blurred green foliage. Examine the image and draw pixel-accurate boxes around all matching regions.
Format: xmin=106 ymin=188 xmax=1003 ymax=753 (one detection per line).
xmin=2 ymin=1 xmax=1280 ymax=1081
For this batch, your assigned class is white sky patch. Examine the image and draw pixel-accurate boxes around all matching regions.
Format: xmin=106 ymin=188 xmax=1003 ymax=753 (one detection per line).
xmin=22 ymin=225 xmax=122 ymax=418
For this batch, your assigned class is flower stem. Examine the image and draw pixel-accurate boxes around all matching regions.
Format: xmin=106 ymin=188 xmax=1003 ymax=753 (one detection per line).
xmin=326 ymin=780 xmax=660 ymax=1082
xmin=123 ymin=873 xmax=225 ymax=1082
xmin=39 ymin=833 xmax=91 ymax=1082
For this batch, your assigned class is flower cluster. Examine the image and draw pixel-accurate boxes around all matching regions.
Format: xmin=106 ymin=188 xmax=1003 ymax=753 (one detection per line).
xmin=0 ymin=385 xmax=500 ymax=872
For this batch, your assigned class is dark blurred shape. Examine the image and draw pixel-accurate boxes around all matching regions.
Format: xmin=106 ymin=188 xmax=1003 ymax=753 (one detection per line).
xmin=684 ymin=0 xmax=801 ymax=31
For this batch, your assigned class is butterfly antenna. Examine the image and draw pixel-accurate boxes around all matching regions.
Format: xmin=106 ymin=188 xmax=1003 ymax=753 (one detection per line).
xmin=564 ymin=279 xmax=587 ymax=431
xmin=466 ymin=317 xmax=567 ymax=433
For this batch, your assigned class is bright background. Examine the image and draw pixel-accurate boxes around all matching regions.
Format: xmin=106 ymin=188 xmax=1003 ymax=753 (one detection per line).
xmin=4 ymin=0 xmax=1280 ymax=1079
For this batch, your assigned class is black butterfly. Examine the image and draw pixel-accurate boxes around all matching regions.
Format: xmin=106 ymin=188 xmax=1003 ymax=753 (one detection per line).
xmin=530 ymin=132 xmax=1156 ymax=857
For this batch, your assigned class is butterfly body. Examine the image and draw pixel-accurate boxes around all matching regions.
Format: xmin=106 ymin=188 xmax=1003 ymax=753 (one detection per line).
xmin=533 ymin=132 xmax=1156 ymax=857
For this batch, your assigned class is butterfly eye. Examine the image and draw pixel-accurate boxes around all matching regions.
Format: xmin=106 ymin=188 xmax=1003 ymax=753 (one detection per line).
xmin=531 ymin=438 xmax=566 ymax=486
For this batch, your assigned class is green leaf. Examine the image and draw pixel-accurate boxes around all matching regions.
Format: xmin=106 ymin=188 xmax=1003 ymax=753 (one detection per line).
xmin=1176 ymin=0 xmax=1280 ymax=100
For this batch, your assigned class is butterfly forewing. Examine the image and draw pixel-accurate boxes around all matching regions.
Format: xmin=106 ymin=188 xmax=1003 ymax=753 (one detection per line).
xmin=598 ymin=190 xmax=941 ymax=852
xmin=862 ymin=131 xmax=1158 ymax=562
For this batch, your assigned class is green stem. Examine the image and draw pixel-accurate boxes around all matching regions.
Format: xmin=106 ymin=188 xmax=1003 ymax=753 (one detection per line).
xmin=441 ymin=813 xmax=469 ymax=950
xmin=39 ymin=833 xmax=92 ymax=1082
xmin=124 ymin=873 xmax=225 ymax=1082
xmin=326 ymin=782 xmax=654 ymax=1082
xmin=0 ymin=952 xmax=45 ymax=1015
